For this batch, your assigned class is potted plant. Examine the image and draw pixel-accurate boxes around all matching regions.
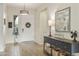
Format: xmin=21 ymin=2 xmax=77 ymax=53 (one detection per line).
xmin=71 ymin=30 xmax=77 ymax=42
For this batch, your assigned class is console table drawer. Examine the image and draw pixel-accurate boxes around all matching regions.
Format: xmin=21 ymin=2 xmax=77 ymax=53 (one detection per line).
xmin=63 ymin=43 xmax=71 ymax=52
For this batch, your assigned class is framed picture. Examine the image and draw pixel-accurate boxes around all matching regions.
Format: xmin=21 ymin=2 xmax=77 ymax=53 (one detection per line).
xmin=8 ymin=22 xmax=12 ymax=28
xmin=55 ymin=7 xmax=71 ymax=32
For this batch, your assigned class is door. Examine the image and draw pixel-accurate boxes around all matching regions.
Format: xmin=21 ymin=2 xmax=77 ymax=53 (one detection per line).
xmin=18 ymin=15 xmax=34 ymax=42
xmin=39 ymin=9 xmax=48 ymax=44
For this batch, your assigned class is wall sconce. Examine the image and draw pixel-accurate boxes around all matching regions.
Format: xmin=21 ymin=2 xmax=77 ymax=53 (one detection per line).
xmin=48 ymin=20 xmax=53 ymax=37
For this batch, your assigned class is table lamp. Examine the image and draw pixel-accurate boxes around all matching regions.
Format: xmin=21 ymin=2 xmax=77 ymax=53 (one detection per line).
xmin=48 ymin=20 xmax=53 ymax=37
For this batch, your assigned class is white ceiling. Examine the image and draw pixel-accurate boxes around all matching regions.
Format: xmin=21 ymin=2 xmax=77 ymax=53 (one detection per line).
xmin=6 ymin=3 xmax=45 ymax=9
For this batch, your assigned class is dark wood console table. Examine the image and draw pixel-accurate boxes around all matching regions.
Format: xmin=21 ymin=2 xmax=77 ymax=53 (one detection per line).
xmin=44 ymin=36 xmax=79 ymax=56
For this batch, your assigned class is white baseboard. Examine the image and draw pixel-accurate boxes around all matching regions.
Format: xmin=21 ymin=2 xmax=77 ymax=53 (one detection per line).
xmin=5 ymin=40 xmax=34 ymax=44
xmin=34 ymin=41 xmax=43 ymax=46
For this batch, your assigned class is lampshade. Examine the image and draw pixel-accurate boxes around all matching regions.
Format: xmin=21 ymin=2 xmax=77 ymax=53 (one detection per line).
xmin=48 ymin=19 xmax=55 ymax=26
xmin=20 ymin=4 xmax=29 ymax=15
xmin=48 ymin=20 xmax=53 ymax=26
xmin=20 ymin=10 xmax=29 ymax=15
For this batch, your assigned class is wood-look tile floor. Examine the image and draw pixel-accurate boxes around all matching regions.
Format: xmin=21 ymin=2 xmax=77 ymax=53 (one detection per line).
xmin=4 ymin=41 xmax=46 ymax=56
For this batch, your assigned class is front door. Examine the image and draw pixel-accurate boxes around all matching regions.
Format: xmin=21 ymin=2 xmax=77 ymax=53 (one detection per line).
xmin=17 ymin=15 xmax=34 ymax=42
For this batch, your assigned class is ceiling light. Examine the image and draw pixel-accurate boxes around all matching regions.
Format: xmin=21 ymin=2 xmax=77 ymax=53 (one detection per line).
xmin=20 ymin=4 xmax=29 ymax=15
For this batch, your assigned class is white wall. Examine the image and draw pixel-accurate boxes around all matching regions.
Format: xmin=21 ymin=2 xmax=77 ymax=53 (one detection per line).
xmin=0 ymin=4 xmax=5 ymax=52
xmin=35 ymin=3 xmax=79 ymax=45
xmin=5 ymin=6 xmax=35 ymax=44
xmin=5 ymin=6 xmax=19 ymax=44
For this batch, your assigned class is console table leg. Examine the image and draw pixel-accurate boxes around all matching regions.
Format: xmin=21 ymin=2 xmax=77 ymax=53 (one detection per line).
xmin=43 ymin=42 xmax=45 ymax=52
xmin=50 ymin=45 xmax=52 ymax=56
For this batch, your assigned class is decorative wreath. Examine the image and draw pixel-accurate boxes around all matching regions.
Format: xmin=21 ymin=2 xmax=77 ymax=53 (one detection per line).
xmin=25 ymin=22 xmax=31 ymax=28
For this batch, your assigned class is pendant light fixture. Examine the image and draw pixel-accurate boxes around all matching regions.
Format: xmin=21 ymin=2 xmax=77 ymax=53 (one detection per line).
xmin=20 ymin=4 xmax=29 ymax=15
